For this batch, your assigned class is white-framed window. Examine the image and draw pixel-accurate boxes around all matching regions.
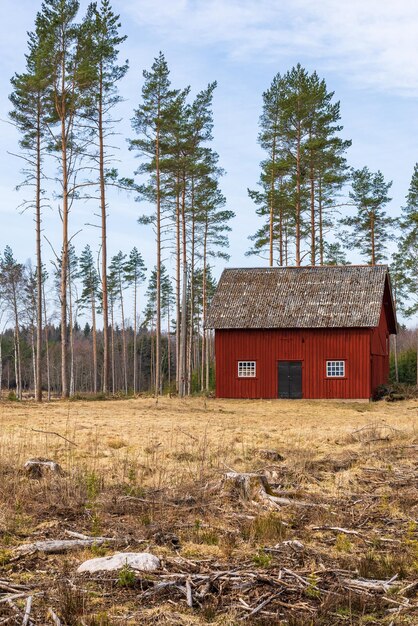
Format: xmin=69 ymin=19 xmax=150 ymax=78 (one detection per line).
xmin=326 ymin=360 xmax=345 ymax=378
xmin=238 ymin=361 xmax=256 ymax=378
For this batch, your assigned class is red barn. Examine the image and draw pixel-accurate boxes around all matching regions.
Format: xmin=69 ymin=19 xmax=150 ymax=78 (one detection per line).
xmin=206 ymin=266 xmax=397 ymax=400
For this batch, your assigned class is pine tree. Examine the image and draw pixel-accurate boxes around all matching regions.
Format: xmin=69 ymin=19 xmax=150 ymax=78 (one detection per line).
xmin=248 ymin=73 xmax=290 ymax=265
xmin=0 ymin=247 xmax=25 ymax=399
xmin=323 ymin=242 xmax=348 ymax=265
xmin=37 ymin=0 xmax=95 ymax=397
xmin=9 ymin=18 xmax=51 ymax=401
xmin=248 ymin=65 xmax=350 ymax=266
xmin=144 ymin=265 xmax=174 ymax=392
xmin=130 ymin=52 xmax=180 ymax=396
xmin=83 ymin=0 xmax=128 ymax=394
xmin=40 ymin=265 xmax=52 ymax=399
xmin=124 ymin=248 xmax=146 ymax=393
xmin=22 ymin=265 xmax=38 ymax=397
xmin=78 ymin=245 xmax=100 ymax=392
xmin=195 ymin=173 xmax=232 ymax=390
xmin=108 ymin=251 xmax=128 ymax=394
xmin=107 ymin=267 xmax=118 ymax=393
xmin=340 ymin=167 xmax=393 ymax=265
xmin=393 ymin=163 xmax=418 ymax=383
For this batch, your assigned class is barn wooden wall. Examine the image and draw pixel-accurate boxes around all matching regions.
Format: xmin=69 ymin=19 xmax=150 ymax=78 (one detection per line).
xmin=370 ymin=304 xmax=390 ymax=394
xmin=215 ymin=327 xmax=375 ymax=399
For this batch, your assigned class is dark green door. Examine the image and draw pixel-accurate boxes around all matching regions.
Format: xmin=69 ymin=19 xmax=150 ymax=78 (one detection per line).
xmin=278 ymin=361 xmax=302 ymax=399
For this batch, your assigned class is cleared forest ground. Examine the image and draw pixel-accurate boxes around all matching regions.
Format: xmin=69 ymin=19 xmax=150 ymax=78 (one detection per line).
xmin=0 ymin=397 xmax=417 ymax=625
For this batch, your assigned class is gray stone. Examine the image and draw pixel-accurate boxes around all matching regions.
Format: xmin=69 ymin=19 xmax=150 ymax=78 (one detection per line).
xmin=77 ymin=552 xmax=160 ymax=574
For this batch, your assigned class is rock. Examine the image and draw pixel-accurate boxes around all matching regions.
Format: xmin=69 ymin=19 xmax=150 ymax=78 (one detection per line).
xmin=259 ymin=449 xmax=285 ymax=462
xmin=24 ymin=458 xmax=63 ymax=479
xmin=77 ymin=552 xmax=160 ymax=574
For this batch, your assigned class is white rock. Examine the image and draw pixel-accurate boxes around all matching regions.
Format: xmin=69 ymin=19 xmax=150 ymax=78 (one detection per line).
xmin=77 ymin=552 xmax=160 ymax=574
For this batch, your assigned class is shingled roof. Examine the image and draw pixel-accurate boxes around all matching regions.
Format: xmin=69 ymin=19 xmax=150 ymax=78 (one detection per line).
xmin=206 ymin=266 xmax=396 ymax=330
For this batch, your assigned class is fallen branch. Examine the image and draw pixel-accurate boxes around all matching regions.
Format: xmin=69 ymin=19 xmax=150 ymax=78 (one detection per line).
xmin=14 ymin=537 xmax=120 ymax=556
xmin=27 ymin=428 xmax=77 ymax=446
xmin=0 ymin=581 xmax=30 ymax=593
xmin=340 ymin=575 xmax=399 ymax=594
xmin=240 ymin=594 xmax=275 ymax=620
xmin=185 ymin=578 xmax=193 ymax=608
xmin=0 ymin=593 xmax=35 ymax=605
xmin=48 ymin=608 xmax=62 ymax=626
xmin=312 ymin=526 xmax=361 ymax=536
xmin=21 ymin=596 xmax=32 ymax=626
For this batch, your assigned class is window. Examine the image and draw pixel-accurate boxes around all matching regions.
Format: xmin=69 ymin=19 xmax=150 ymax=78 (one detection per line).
xmin=238 ymin=361 xmax=256 ymax=378
xmin=326 ymin=360 xmax=345 ymax=378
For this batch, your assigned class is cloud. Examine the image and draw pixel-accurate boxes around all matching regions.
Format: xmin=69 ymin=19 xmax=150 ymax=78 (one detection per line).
xmin=121 ymin=0 xmax=418 ymax=95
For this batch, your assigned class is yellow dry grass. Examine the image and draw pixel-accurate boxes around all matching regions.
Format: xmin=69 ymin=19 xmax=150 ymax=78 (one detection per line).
xmin=0 ymin=397 xmax=416 ymax=487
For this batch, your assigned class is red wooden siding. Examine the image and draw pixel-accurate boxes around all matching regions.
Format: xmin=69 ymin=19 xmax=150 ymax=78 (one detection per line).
xmin=370 ymin=297 xmax=390 ymax=394
xmin=215 ymin=327 xmax=372 ymax=399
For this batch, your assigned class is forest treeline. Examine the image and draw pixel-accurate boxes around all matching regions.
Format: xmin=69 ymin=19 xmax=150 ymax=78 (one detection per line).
xmin=0 ymin=0 xmax=417 ymax=399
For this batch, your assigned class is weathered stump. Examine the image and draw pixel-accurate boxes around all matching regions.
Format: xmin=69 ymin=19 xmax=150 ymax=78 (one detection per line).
xmin=222 ymin=472 xmax=323 ymax=509
xmin=24 ymin=458 xmax=63 ymax=478
xmin=222 ymin=472 xmax=270 ymax=501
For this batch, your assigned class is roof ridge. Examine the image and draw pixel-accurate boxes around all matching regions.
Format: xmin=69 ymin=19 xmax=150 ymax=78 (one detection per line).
xmin=222 ymin=265 xmax=388 ymax=270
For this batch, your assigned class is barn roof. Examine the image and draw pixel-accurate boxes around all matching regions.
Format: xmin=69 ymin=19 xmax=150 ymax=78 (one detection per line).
xmin=206 ymin=265 xmax=396 ymax=331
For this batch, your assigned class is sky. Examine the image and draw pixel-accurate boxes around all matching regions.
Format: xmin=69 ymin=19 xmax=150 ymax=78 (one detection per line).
xmin=0 ymin=0 xmax=417 ymax=319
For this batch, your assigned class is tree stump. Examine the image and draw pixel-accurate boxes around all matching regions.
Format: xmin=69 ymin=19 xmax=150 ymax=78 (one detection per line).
xmin=222 ymin=472 xmax=270 ymax=501
xmin=24 ymin=458 xmax=63 ymax=479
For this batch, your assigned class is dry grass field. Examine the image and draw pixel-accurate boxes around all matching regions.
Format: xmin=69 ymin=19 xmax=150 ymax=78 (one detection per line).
xmin=0 ymin=397 xmax=418 ymax=625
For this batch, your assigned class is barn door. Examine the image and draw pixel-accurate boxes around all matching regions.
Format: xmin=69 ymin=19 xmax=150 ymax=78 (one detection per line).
xmin=278 ymin=361 xmax=302 ymax=399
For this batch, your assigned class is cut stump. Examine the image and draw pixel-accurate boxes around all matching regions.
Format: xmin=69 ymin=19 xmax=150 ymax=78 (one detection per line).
xmin=222 ymin=472 xmax=270 ymax=501
xmin=24 ymin=458 xmax=63 ymax=479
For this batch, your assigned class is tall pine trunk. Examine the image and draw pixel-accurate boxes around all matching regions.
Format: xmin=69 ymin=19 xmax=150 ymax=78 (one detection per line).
xmin=309 ymin=150 xmax=316 ymax=265
xmin=187 ymin=180 xmax=196 ymax=395
xmin=31 ymin=324 xmax=36 ymax=398
xmin=119 ymin=284 xmax=128 ymax=395
xmin=179 ymin=177 xmax=187 ymax=397
xmin=91 ymin=292 xmax=97 ymax=394
xmin=12 ymin=285 xmax=22 ymax=400
xmin=278 ymin=177 xmax=284 ymax=266
xmin=42 ymin=282 xmax=51 ymax=400
xmin=98 ymin=66 xmax=110 ymax=395
xmin=175 ymin=177 xmax=181 ymax=393
xmin=295 ymin=120 xmax=301 ymax=266
xmin=59 ymin=59 xmax=69 ymax=398
xmin=155 ymin=120 xmax=162 ymax=396
xmin=269 ymin=139 xmax=277 ymax=267
xmin=133 ymin=277 xmax=138 ymax=394
xmin=35 ymin=104 xmax=43 ymax=401
xmin=201 ymin=225 xmax=208 ymax=391
xmin=68 ymin=267 xmax=75 ymax=397
xmin=318 ymin=178 xmax=324 ymax=265
xmin=370 ymin=211 xmax=376 ymax=265
xmin=110 ymin=301 xmax=115 ymax=394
